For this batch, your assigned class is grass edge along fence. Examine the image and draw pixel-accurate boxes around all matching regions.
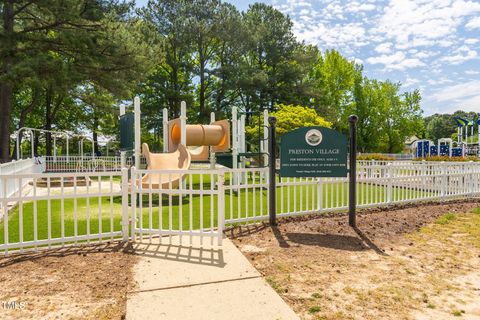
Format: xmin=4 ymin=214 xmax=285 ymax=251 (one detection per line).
xmin=1 ymin=161 xmax=480 ymax=255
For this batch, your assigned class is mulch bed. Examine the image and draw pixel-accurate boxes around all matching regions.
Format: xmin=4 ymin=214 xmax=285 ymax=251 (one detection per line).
xmin=0 ymin=242 xmax=136 ymax=320
xmin=227 ymin=199 xmax=480 ymax=250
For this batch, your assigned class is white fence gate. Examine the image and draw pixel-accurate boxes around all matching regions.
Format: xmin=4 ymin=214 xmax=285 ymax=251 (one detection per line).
xmin=129 ymin=168 xmax=225 ymax=246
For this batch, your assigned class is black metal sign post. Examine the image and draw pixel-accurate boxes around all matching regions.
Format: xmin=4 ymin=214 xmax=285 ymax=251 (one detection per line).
xmin=268 ymin=117 xmax=277 ymax=226
xmin=348 ymin=115 xmax=358 ymax=227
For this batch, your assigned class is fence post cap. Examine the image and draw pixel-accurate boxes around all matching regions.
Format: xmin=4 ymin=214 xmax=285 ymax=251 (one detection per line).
xmin=348 ymin=115 xmax=358 ymax=123
xmin=268 ymin=116 xmax=277 ymax=125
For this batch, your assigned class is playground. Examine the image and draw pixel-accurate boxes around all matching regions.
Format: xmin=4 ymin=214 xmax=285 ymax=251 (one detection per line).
xmin=1 ymin=98 xmax=480 ymax=320
xmin=414 ymin=116 xmax=480 ymax=159
xmin=3 ymin=1 xmax=480 ymax=318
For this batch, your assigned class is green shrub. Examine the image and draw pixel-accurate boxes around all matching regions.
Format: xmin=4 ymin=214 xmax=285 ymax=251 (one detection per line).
xmin=414 ymin=156 xmax=479 ymax=162
xmin=357 ymin=153 xmax=395 ymax=161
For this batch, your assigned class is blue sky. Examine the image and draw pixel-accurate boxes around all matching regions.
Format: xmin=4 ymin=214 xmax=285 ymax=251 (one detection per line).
xmin=135 ymin=0 xmax=480 ymax=116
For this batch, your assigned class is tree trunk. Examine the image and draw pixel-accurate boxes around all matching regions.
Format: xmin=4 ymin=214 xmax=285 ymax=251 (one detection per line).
xmin=0 ymin=0 xmax=14 ymax=163
xmin=0 ymin=84 xmax=13 ymax=162
xmin=199 ymin=57 xmax=206 ymax=121
xmin=92 ymin=112 xmax=98 ymax=154
xmin=45 ymin=86 xmax=53 ymax=156
xmin=33 ymin=133 xmax=39 ymax=156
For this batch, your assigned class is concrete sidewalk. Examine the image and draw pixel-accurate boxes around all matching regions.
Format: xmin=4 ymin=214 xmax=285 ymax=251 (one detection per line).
xmin=126 ymin=236 xmax=299 ymax=320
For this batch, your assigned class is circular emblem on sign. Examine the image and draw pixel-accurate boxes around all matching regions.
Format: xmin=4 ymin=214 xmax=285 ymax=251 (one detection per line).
xmin=305 ymin=129 xmax=322 ymax=146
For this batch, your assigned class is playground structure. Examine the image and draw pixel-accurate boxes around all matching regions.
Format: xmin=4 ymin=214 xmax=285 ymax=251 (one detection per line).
xmin=415 ymin=139 xmax=479 ymax=158
xmin=140 ymin=142 xmax=191 ymax=189
xmin=121 ymin=97 xmax=269 ymax=174
xmin=14 ymin=127 xmax=70 ymax=160
xmin=415 ymin=138 xmax=460 ymax=158
xmin=13 ymin=127 xmax=107 ymax=166
xmin=453 ymin=116 xmax=480 ymax=156
xmin=166 ymin=102 xmax=231 ymax=162
xmin=12 ymin=96 xmax=269 ymax=176
xmin=415 ymin=115 xmax=480 ymax=159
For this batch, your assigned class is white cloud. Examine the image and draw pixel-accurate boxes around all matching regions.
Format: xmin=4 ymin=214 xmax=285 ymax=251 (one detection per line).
xmin=294 ymin=22 xmax=368 ymax=48
xmin=403 ymin=77 xmax=420 ymax=87
xmin=367 ymin=51 xmax=425 ymax=70
xmin=367 ymin=51 xmax=406 ymax=65
xmin=374 ymin=0 xmax=480 ymax=49
xmin=465 ymin=38 xmax=479 ymax=44
xmin=390 ymin=58 xmax=425 ymax=70
xmin=425 ymin=85 xmax=480 ymax=113
xmin=351 ymin=57 xmax=364 ymax=65
xmin=375 ymin=43 xmax=392 ymax=54
xmin=440 ymin=45 xmax=478 ymax=64
xmin=465 ymin=70 xmax=480 ymax=75
xmin=427 ymin=77 xmax=453 ymax=86
xmin=465 ymin=16 xmax=480 ymax=29
xmin=431 ymin=80 xmax=480 ymax=104
xmin=347 ymin=2 xmax=377 ymax=12
xmin=460 ymin=94 xmax=480 ymax=111
xmin=413 ymin=51 xmax=438 ymax=59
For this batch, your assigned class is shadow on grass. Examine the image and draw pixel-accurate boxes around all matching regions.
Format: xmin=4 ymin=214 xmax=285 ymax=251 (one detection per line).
xmin=113 ymin=195 xmax=191 ymax=206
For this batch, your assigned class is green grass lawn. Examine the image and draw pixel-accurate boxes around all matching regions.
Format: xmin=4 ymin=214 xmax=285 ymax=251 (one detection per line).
xmin=0 ymin=179 xmax=432 ymax=245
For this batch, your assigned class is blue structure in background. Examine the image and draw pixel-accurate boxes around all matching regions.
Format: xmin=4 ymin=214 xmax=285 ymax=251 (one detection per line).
xmin=416 ymin=138 xmax=457 ymax=158
xmin=452 ymin=148 xmax=463 ymax=157
xmin=416 ymin=140 xmax=431 ymax=157
xmin=439 ymin=145 xmax=449 ymax=156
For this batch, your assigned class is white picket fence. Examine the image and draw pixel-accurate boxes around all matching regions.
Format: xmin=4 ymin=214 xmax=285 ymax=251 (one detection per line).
xmin=224 ymin=163 xmax=480 ymax=223
xmin=357 ymin=160 xmax=479 ymax=178
xmin=358 ymin=153 xmax=414 ymax=160
xmin=44 ymin=156 xmax=123 ymax=172
xmin=1 ymin=161 xmax=479 ymax=255
xmin=44 ymin=155 xmax=148 ymax=172
xmin=0 ymin=170 xmax=126 ymax=254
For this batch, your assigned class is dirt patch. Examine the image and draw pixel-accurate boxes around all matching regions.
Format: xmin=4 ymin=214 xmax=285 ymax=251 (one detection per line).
xmin=230 ymin=200 xmax=480 ymax=320
xmin=0 ymin=242 xmax=137 ymax=320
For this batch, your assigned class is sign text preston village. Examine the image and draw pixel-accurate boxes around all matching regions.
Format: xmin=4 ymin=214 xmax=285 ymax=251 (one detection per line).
xmin=288 ymin=149 xmax=340 ymax=155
